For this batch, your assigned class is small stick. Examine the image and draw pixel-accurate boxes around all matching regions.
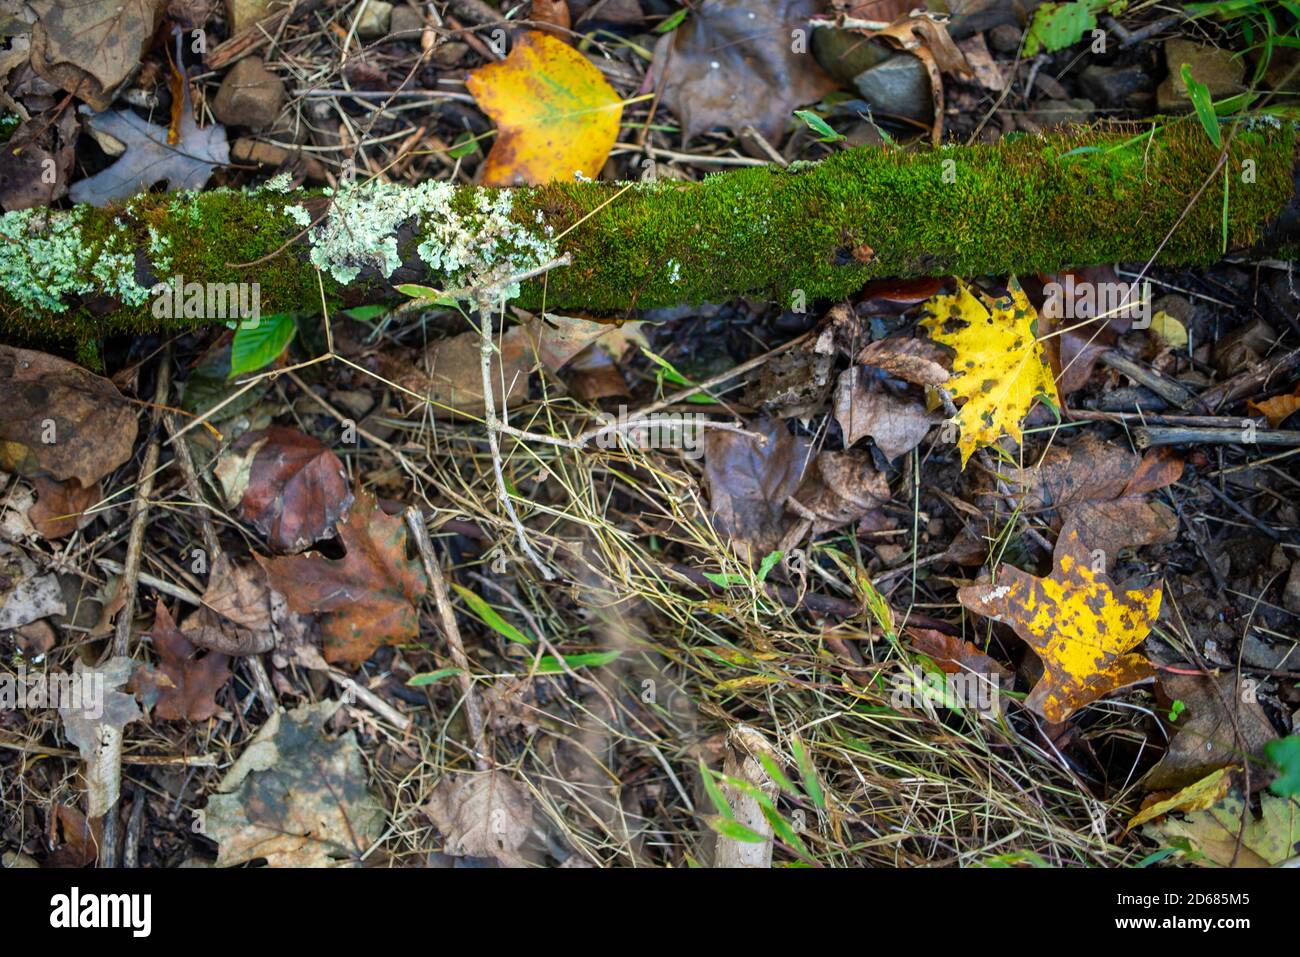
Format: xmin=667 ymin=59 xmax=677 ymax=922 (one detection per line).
xmin=1135 ymin=426 xmax=1300 ymax=448
xmin=404 ymin=507 xmax=491 ymax=771
xmin=329 ymin=672 xmax=412 ymax=732
xmin=1200 ymin=346 xmax=1300 ymax=411
xmin=1098 ymin=350 xmax=1207 ymax=412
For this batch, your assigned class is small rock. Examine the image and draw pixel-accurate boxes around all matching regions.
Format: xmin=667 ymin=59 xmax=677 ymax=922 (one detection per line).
xmin=987 ymin=24 xmax=1021 ymax=55
xmin=852 ymin=54 xmax=932 ymax=123
xmin=356 ymin=0 xmax=393 ymax=39
xmin=232 ymin=136 xmax=291 ymax=166
xmin=389 ymin=3 xmax=424 ymax=38
xmin=813 ymin=28 xmax=892 ymax=85
xmin=1285 ymin=559 xmax=1300 ymax=615
xmin=1027 ymin=97 xmax=1095 ymax=129
xmin=433 ymin=40 xmax=470 ymax=68
xmin=1157 ymin=38 xmax=1245 ymax=112
xmin=1078 ymin=63 xmax=1153 ymax=108
xmin=1241 ymin=634 xmax=1298 ymax=672
xmin=212 ymin=57 xmax=285 ymax=131
xmin=1264 ymin=47 xmax=1300 ymax=93
xmin=225 ymin=0 xmax=276 ymax=35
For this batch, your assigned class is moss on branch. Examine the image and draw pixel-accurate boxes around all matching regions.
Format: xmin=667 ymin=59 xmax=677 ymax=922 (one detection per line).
xmin=0 ymin=121 xmax=1295 ymax=348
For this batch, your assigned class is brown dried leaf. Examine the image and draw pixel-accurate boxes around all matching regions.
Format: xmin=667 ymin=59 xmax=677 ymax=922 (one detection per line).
xmin=228 ymin=427 xmax=353 ymax=554
xmin=0 ymin=345 xmax=138 ymax=488
xmin=132 ymin=600 xmax=232 ymax=722
xmin=833 ymin=366 xmax=939 ymax=460
xmin=656 ymin=0 xmax=838 ymax=144
xmin=426 ymin=771 xmax=536 ymax=867
xmin=1144 ymin=673 xmax=1278 ymax=792
xmin=906 ymin=626 xmax=1012 ymax=680
xmin=259 ymin=490 xmax=428 ymax=668
xmin=189 ymin=552 xmax=275 ymax=655
xmin=28 ymin=476 xmax=99 ymax=540
xmin=855 ymin=335 xmax=951 ymax=387
xmin=30 ymin=0 xmax=165 ymax=111
xmin=392 ymin=325 xmax=533 ymax=416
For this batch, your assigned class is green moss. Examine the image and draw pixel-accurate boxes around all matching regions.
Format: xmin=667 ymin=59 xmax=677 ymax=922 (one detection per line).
xmin=1 ymin=121 xmax=1293 ymax=348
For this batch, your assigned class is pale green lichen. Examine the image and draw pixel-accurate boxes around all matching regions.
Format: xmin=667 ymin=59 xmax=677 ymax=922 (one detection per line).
xmin=147 ymin=225 xmax=173 ymax=275
xmin=284 ymin=177 xmax=558 ymax=299
xmin=0 ymin=208 xmax=152 ymax=313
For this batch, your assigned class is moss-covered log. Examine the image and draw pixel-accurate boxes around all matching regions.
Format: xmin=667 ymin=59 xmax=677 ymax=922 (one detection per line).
xmin=0 ymin=122 xmax=1295 ymax=349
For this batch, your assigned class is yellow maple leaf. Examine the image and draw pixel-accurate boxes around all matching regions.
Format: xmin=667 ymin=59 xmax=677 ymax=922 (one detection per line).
xmin=466 ymin=30 xmax=623 ymax=186
xmin=919 ymin=278 xmax=1059 ymax=467
xmin=957 ymin=528 xmax=1160 ymax=722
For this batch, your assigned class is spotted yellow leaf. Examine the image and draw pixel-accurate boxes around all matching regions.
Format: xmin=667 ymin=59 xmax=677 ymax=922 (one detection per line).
xmin=920 ymin=278 xmax=1059 ymax=467
xmin=467 ymin=30 xmax=623 ymax=186
xmin=957 ymin=528 xmax=1160 ymax=722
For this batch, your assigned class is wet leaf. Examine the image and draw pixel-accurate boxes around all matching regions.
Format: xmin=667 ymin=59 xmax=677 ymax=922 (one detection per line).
xmin=204 ymin=701 xmax=387 ymax=867
xmin=223 ymin=427 xmax=353 ymax=554
xmin=920 ymin=279 xmax=1059 ymax=467
xmin=0 ymin=109 xmax=77 ymax=211
xmin=0 ymin=345 xmax=138 ymax=488
xmin=259 ymin=490 xmax=429 ymax=667
xmin=655 ymin=0 xmax=837 ymax=144
xmin=855 ymin=335 xmax=951 ymax=387
xmin=905 ymin=626 xmax=1012 ymax=681
xmin=704 ymin=417 xmax=813 ymax=564
xmin=958 ymin=527 xmax=1160 ymax=722
xmin=467 ymin=30 xmax=623 ymax=186
xmin=132 ymin=600 xmax=232 ymax=722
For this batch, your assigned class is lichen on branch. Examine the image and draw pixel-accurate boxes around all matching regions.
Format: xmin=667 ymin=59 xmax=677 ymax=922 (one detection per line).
xmin=0 ymin=121 xmax=1294 ymax=347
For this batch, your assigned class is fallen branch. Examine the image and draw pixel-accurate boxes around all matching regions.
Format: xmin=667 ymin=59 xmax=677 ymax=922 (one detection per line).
xmin=1 ymin=124 xmax=1294 ymax=348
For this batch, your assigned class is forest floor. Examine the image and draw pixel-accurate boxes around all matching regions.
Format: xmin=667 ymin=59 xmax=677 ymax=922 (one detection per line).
xmin=1 ymin=0 xmax=1299 ymax=869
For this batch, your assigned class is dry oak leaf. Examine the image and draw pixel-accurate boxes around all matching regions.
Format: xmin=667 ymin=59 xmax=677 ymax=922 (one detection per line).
xmin=259 ymin=490 xmax=429 ymax=668
xmin=187 ymin=552 xmax=276 ymax=656
xmin=467 ymin=30 xmax=623 ymax=186
xmin=0 ymin=345 xmax=138 ymax=488
xmin=132 ymin=599 xmax=232 ymax=722
xmin=224 ymin=427 xmax=354 ymax=554
xmin=919 ymin=278 xmax=1059 ymax=467
xmin=957 ymin=528 xmax=1160 ymax=722
xmin=833 ymin=366 xmax=940 ymax=461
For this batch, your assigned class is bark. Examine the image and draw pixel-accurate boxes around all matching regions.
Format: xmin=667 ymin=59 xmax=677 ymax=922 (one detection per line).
xmin=0 ymin=122 xmax=1295 ymax=350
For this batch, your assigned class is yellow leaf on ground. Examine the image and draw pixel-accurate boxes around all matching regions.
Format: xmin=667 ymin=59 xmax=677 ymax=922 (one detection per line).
xmin=1142 ymin=787 xmax=1300 ymax=867
xmin=1247 ymin=381 xmax=1300 ymax=428
xmin=957 ymin=527 xmax=1160 ymax=722
xmin=920 ymin=278 xmax=1059 ymax=467
xmin=467 ymin=30 xmax=623 ymax=186
xmin=1126 ymin=767 xmax=1235 ymax=831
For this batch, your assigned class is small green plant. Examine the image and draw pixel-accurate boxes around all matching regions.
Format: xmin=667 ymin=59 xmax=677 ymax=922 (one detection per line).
xmin=1168 ymin=698 xmax=1186 ymax=722
xmin=229 ymin=312 xmax=295 ymax=378
xmin=794 ymin=110 xmax=846 ymax=144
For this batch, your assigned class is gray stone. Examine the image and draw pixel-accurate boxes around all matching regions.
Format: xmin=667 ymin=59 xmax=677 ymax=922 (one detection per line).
xmin=1241 ymin=634 xmax=1299 ymax=672
xmin=212 ymin=57 xmax=285 ymax=131
xmin=389 ymin=3 xmax=424 ymax=39
xmin=356 ymin=0 xmax=393 ymax=39
xmin=1285 ymin=559 xmax=1300 ymax=615
xmin=1078 ymin=63 xmax=1153 ymax=108
xmin=1157 ymin=38 xmax=1245 ymax=112
xmin=987 ymin=24 xmax=1021 ymax=55
xmin=813 ymin=28 xmax=892 ymax=85
xmin=852 ymin=54 xmax=932 ymax=123
xmin=1027 ymin=97 xmax=1095 ymax=129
